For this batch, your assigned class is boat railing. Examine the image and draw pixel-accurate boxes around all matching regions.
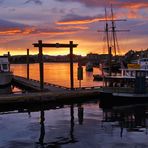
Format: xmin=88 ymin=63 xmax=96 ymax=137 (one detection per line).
xmin=101 ymin=86 xmax=134 ymax=94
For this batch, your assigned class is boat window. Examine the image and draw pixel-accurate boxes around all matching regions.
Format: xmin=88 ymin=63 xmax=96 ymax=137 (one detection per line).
xmin=2 ymin=64 xmax=8 ymax=70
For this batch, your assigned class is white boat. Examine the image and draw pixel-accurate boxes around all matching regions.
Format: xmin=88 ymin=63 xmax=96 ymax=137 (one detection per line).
xmin=120 ymin=58 xmax=148 ymax=78
xmin=0 ymin=56 xmax=13 ymax=87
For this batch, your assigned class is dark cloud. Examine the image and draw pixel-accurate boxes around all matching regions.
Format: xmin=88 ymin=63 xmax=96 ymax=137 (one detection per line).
xmin=24 ymin=0 xmax=42 ymax=5
xmin=0 ymin=19 xmax=79 ymax=36
xmin=57 ymin=14 xmax=104 ymax=24
xmin=0 ymin=19 xmax=26 ymax=29
xmin=56 ymin=0 xmax=148 ymax=9
xmin=0 ymin=19 xmax=35 ymax=35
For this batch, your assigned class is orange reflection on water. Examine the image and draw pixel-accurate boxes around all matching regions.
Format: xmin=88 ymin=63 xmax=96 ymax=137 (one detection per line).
xmin=11 ymin=63 xmax=102 ymax=88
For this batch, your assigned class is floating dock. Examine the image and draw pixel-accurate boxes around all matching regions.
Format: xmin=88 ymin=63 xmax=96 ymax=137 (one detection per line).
xmin=0 ymin=75 xmax=148 ymax=106
xmin=0 ymin=75 xmax=101 ymax=105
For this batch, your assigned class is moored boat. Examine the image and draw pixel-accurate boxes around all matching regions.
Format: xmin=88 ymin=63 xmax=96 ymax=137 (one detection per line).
xmin=86 ymin=62 xmax=93 ymax=72
xmin=0 ymin=56 xmax=13 ymax=87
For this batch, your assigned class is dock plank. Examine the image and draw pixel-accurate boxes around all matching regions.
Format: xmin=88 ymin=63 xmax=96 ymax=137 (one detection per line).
xmin=13 ymin=76 xmax=70 ymax=92
xmin=0 ymin=90 xmax=100 ymax=104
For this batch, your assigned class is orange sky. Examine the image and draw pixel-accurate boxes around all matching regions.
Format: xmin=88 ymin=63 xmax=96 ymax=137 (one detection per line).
xmin=0 ymin=0 xmax=147 ymax=56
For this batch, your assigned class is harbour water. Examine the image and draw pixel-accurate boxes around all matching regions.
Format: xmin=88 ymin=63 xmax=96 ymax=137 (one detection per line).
xmin=0 ymin=63 xmax=147 ymax=147
xmin=0 ymin=101 xmax=148 ymax=148
xmin=11 ymin=63 xmax=103 ymax=88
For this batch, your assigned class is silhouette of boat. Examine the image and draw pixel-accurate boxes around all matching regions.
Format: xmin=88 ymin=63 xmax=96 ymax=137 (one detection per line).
xmin=85 ymin=62 xmax=93 ymax=72
xmin=0 ymin=56 xmax=13 ymax=87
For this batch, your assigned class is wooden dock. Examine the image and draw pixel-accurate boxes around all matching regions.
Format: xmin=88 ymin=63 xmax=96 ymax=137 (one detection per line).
xmin=0 ymin=75 xmax=101 ymax=105
xmin=12 ymin=76 xmax=70 ymax=92
xmin=1 ymin=75 xmax=147 ymax=106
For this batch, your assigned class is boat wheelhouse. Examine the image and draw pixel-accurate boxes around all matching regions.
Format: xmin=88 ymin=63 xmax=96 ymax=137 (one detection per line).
xmin=0 ymin=56 xmax=13 ymax=87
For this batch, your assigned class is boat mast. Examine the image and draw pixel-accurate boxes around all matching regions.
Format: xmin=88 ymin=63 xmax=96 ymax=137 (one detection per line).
xmin=110 ymin=5 xmax=129 ymax=56
xmin=105 ymin=8 xmax=110 ymax=54
xmin=111 ymin=5 xmax=117 ymax=56
xmin=105 ymin=8 xmax=112 ymax=76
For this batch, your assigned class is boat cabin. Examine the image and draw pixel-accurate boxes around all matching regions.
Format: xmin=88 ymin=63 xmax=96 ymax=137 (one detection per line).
xmin=138 ymin=58 xmax=148 ymax=69
xmin=0 ymin=56 xmax=10 ymax=72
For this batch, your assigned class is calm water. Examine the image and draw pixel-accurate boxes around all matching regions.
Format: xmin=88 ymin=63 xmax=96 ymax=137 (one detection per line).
xmin=0 ymin=101 xmax=148 ymax=148
xmin=0 ymin=63 xmax=147 ymax=147
xmin=11 ymin=63 xmax=103 ymax=88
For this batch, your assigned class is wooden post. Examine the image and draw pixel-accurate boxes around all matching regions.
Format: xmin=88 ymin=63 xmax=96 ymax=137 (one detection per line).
xmin=33 ymin=40 xmax=78 ymax=90
xmin=27 ymin=49 xmax=29 ymax=80
xmin=70 ymin=41 xmax=74 ymax=90
xmin=38 ymin=40 xmax=44 ymax=90
xmin=7 ymin=52 xmax=10 ymax=61
xmin=7 ymin=52 xmax=10 ymax=70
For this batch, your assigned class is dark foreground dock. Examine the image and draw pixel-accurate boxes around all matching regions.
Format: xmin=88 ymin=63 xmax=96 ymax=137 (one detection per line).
xmin=0 ymin=75 xmax=100 ymax=105
xmin=1 ymin=75 xmax=148 ymax=106
xmin=0 ymin=90 xmax=100 ymax=105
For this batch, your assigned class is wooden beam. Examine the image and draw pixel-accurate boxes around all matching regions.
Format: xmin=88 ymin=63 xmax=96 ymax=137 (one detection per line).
xmin=33 ymin=43 xmax=78 ymax=48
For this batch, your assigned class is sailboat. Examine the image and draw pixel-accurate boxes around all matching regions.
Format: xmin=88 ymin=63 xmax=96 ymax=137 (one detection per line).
xmin=93 ymin=6 xmax=128 ymax=81
xmin=101 ymin=6 xmax=128 ymax=74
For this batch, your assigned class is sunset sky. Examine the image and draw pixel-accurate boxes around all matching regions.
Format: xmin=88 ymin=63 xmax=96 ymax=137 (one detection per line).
xmin=0 ymin=0 xmax=148 ymax=56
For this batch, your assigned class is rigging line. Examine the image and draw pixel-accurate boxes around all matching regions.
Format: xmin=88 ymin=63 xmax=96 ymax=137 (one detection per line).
xmin=115 ymin=32 xmax=120 ymax=55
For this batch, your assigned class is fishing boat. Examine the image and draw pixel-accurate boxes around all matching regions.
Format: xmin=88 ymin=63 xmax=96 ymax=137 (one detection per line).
xmin=99 ymin=59 xmax=148 ymax=104
xmin=0 ymin=56 xmax=13 ymax=87
xmin=97 ymin=7 xmax=148 ymax=104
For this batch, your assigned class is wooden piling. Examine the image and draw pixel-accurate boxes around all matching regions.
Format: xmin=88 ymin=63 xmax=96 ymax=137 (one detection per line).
xmin=38 ymin=40 xmax=44 ymax=90
xmin=27 ymin=49 xmax=29 ymax=80
xmin=70 ymin=41 xmax=74 ymax=90
xmin=7 ymin=51 xmax=10 ymax=70
xmin=33 ymin=40 xmax=78 ymax=90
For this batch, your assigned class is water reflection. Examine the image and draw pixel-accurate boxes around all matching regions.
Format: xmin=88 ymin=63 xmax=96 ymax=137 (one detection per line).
xmin=11 ymin=63 xmax=102 ymax=87
xmin=36 ymin=105 xmax=80 ymax=147
xmin=1 ymin=101 xmax=148 ymax=147
xmin=101 ymin=105 xmax=148 ymax=138
xmin=78 ymin=104 xmax=84 ymax=125
xmin=38 ymin=110 xmax=45 ymax=145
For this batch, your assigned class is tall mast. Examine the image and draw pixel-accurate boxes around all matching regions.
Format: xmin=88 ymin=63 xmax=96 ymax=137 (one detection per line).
xmin=111 ymin=5 xmax=117 ymax=56
xmin=105 ymin=8 xmax=110 ymax=54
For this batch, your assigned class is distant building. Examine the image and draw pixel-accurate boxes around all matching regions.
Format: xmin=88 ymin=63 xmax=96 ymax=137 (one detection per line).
xmin=86 ymin=53 xmax=108 ymax=66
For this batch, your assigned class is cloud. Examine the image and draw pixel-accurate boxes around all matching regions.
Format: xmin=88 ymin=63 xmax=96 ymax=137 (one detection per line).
xmin=24 ymin=0 xmax=42 ymax=5
xmin=0 ymin=19 xmax=26 ymax=29
xmin=57 ymin=14 xmax=105 ymax=25
xmin=56 ymin=0 xmax=148 ymax=10
xmin=0 ymin=19 xmax=36 ymax=35
xmin=0 ymin=19 xmax=81 ymax=38
xmin=56 ymin=25 xmax=89 ymax=30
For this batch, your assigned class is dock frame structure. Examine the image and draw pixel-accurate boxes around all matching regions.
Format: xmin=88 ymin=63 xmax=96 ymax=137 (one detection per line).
xmin=33 ymin=40 xmax=78 ymax=90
